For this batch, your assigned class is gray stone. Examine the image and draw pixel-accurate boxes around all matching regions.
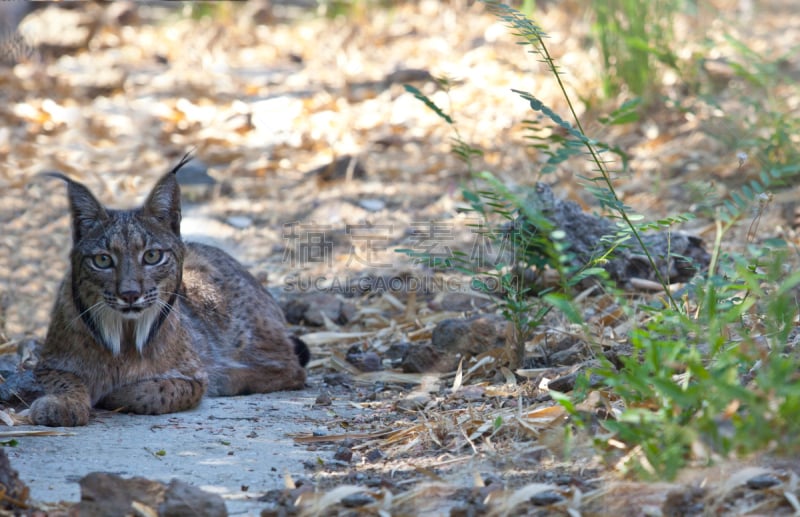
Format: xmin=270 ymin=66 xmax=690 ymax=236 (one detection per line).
xmin=513 ymin=183 xmax=710 ymax=288
xmin=160 ymin=478 xmax=227 ymax=517
xmin=73 ymin=472 xmax=227 ymax=517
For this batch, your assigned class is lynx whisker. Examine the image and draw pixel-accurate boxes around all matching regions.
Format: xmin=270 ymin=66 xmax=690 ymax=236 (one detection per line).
xmin=70 ymin=300 xmax=105 ymax=328
xmin=152 ymin=297 xmax=175 ymax=318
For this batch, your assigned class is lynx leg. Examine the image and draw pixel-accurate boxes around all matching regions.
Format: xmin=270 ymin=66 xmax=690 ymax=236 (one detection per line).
xmin=209 ymin=361 xmax=306 ymax=397
xmin=99 ymin=377 xmax=206 ymax=415
xmin=30 ymin=369 xmax=92 ymax=427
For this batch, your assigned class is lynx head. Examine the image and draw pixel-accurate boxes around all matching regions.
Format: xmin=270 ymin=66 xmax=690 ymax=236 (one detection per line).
xmin=47 ymin=155 xmax=192 ymax=355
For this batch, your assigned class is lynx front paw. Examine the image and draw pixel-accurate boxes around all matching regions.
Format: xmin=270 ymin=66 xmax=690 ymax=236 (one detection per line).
xmin=29 ymin=394 xmax=90 ymax=427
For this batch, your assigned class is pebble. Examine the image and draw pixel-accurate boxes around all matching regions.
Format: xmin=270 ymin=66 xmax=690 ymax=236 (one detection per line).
xmin=225 ymin=215 xmax=253 ymax=229
xmin=333 ymin=446 xmax=353 ymax=463
xmin=281 ymin=293 xmax=356 ymax=326
xmin=345 ymin=345 xmax=383 ymax=372
xmin=341 ymin=492 xmax=375 ymax=508
xmin=746 ymin=473 xmax=780 ymax=490
xmin=314 ymin=392 xmax=332 ymax=406
xmin=357 ymin=198 xmax=386 ymax=212
xmin=364 ymin=449 xmax=383 ymax=462
xmin=529 ymin=490 xmax=564 ymax=506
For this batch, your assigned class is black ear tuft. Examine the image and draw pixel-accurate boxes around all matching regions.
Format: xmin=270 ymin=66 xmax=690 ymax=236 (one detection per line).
xmin=167 ymin=151 xmax=195 ymax=177
xmin=39 ymin=172 xmax=109 ymax=244
xmin=143 ymin=158 xmax=186 ymax=236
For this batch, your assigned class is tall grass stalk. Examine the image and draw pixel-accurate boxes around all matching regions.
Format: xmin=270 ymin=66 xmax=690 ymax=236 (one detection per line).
xmin=591 ymin=0 xmax=683 ymax=100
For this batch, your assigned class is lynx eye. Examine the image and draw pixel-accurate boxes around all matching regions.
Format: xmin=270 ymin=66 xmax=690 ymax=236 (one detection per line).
xmin=142 ymin=249 xmax=165 ymax=266
xmin=91 ymin=254 xmax=113 ymax=269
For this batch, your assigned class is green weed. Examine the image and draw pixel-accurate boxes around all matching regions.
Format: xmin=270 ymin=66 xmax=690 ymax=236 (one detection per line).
xmin=590 ymin=0 xmax=684 ymax=101
xmin=398 ymin=0 xmax=800 ymax=480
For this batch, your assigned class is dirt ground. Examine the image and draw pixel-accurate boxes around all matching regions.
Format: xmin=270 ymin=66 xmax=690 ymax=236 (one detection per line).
xmin=10 ymin=391 xmax=354 ymax=515
xmin=1 ymin=0 xmax=800 ymax=515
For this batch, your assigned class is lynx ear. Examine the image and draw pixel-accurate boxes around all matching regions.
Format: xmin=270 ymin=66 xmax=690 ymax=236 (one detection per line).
xmin=41 ymin=172 xmax=110 ymax=244
xmin=142 ymin=154 xmax=192 ymax=236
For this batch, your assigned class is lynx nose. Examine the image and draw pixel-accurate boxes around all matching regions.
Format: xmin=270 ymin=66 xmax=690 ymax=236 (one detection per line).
xmin=118 ymin=290 xmax=141 ymax=305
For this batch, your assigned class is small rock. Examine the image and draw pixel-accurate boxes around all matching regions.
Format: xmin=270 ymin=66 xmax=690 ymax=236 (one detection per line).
xmin=73 ymin=473 xmax=227 ymax=517
xmin=357 ymin=198 xmax=385 ymax=212
xmin=530 ymin=490 xmax=563 ymax=506
xmin=364 ymin=449 xmax=383 ymax=462
xmin=160 ymin=479 xmax=227 ymax=517
xmin=403 ymin=314 xmax=508 ymax=372
xmin=74 ymin=473 xmax=165 ymax=516
xmin=384 ymin=342 xmax=410 ymax=366
xmin=322 ymin=373 xmax=351 ymax=387
xmin=400 ymin=343 xmax=447 ymax=373
xmin=302 ymin=459 xmax=321 ymax=470
xmin=432 ymin=315 xmax=508 ymax=357
xmin=341 ymin=492 xmax=375 ymax=508
xmin=552 ymin=474 xmax=574 ymax=485
xmin=384 ymin=68 xmax=434 ymax=85
xmin=281 ymin=293 xmax=356 ymax=326
xmin=226 ymin=215 xmax=253 ymax=229
xmin=333 ymin=446 xmax=353 ymax=463
xmin=314 ymin=392 xmax=332 ymax=406
xmin=0 ymin=370 xmax=44 ymax=408
xmin=345 ymin=345 xmax=382 ymax=372
xmin=358 ymin=351 xmax=382 ymax=372
xmin=746 ymin=473 xmax=781 ymax=490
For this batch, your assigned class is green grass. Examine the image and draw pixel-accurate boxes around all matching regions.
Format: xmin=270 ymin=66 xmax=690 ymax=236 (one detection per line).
xmin=400 ymin=0 xmax=800 ymax=480
xmin=591 ymin=0 xmax=684 ymax=102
